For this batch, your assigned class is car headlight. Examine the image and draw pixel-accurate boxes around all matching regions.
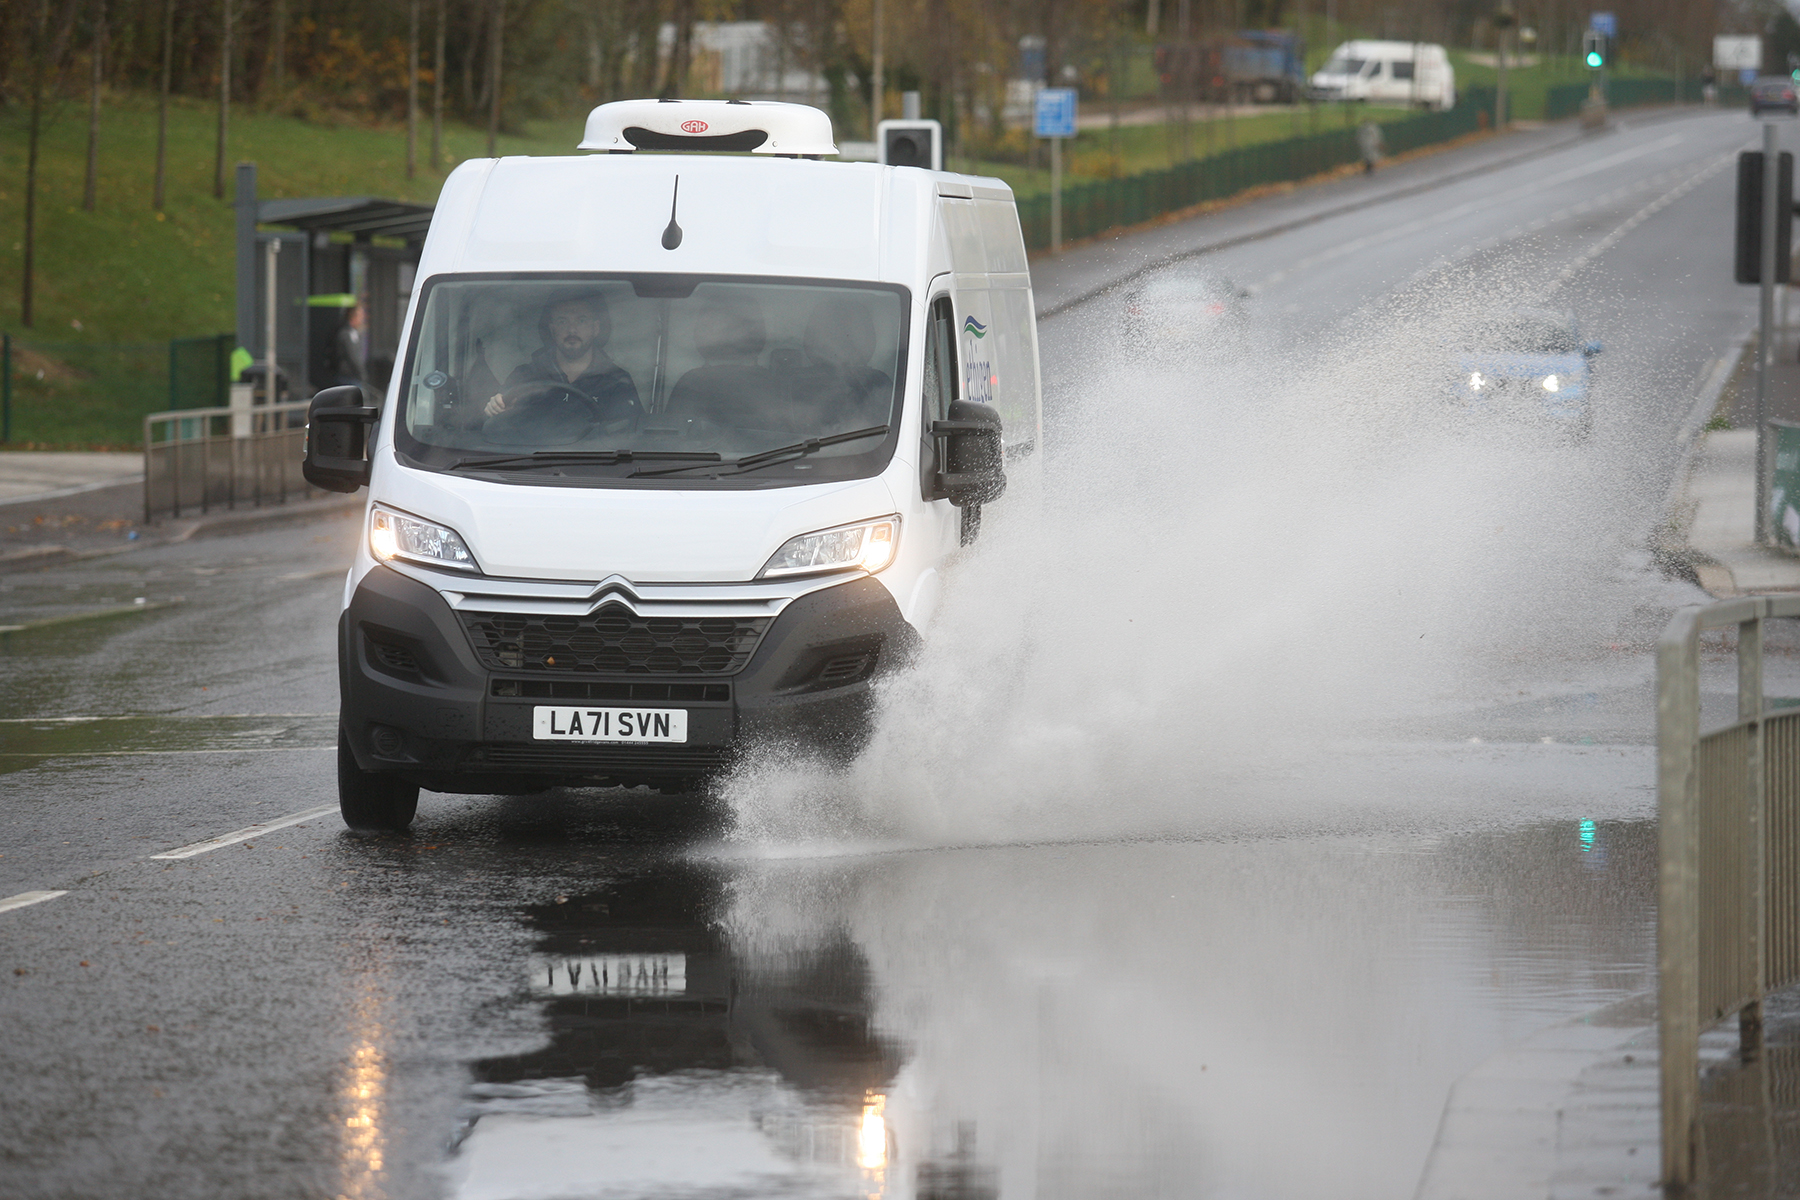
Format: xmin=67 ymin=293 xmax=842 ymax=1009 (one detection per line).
xmin=759 ymin=516 xmax=899 ymax=579
xmin=370 ymin=505 xmax=477 ymax=571
xmin=1540 ymin=374 xmax=1560 ymax=393
xmin=1468 ymin=371 xmax=1487 ymax=392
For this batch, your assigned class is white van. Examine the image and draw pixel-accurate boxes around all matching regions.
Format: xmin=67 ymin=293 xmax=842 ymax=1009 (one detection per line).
xmin=303 ymin=99 xmax=1040 ymax=830
xmin=1310 ymin=41 xmax=1455 ymax=111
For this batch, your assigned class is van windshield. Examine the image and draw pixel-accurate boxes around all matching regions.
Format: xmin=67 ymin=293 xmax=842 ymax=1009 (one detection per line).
xmin=394 ymin=274 xmax=909 ymax=488
xmin=1321 ymin=57 xmax=1366 ymax=75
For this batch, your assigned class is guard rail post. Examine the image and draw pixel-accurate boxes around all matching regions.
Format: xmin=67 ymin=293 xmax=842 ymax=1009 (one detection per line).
xmin=1658 ymin=603 xmax=1702 ymax=1187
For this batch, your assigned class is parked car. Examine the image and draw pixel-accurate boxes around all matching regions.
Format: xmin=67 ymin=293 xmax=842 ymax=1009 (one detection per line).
xmin=1121 ymin=271 xmax=1251 ymax=352
xmin=1450 ymin=308 xmax=1602 ymax=440
xmin=1750 ymin=76 xmax=1800 ymax=115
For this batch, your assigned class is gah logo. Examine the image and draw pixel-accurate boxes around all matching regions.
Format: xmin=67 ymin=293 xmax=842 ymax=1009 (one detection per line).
xmin=962 ymin=315 xmax=988 ymax=338
xmin=680 ymin=119 xmax=709 ymax=134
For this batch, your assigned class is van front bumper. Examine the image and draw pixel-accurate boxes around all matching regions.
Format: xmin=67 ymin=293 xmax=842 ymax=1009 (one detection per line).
xmin=338 ymin=564 xmax=918 ymax=792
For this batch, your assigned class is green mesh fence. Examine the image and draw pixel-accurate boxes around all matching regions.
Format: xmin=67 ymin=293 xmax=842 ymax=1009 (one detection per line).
xmin=0 ymin=332 xmax=231 ymax=448
xmin=1545 ymin=77 xmax=1741 ymax=120
xmin=1017 ymin=92 xmax=1493 ymax=252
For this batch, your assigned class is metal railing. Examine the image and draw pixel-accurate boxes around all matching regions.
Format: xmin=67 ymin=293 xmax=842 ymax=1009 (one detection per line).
xmin=1658 ymin=595 xmax=1800 ymax=1185
xmin=143 ymin=399 xmax=312 ymax=522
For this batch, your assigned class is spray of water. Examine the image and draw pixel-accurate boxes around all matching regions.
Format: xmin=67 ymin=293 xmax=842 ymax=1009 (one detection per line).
xmin=724 ymin=260 xmax=1678 ymax=846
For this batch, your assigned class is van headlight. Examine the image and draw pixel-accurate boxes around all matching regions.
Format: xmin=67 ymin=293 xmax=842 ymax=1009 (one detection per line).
xmin=370 ymin=505 xmax=477 ymax=571
xmin=759 ymin=516 xmax=899 ymax=578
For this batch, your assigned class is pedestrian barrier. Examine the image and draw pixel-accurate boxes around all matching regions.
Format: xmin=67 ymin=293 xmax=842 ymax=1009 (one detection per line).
xmin=1656 ymin=595 xmax=1800 ymax=1186
xmin=142 ymin=399 xmax=313 ymax=523
xmin=1546 ymin=79 xmax=1747 ymax=120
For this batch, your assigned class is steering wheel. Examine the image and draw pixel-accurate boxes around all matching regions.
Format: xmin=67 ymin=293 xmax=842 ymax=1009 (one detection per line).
xmin=495 ymin=378 xmax=598 ymax=416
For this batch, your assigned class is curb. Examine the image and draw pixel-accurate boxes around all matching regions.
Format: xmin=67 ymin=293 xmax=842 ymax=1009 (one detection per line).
xmin=1654 ymin=323 xmax=1759 ymax=592
xmin=0 ymin=493 xmax=363 ymax=570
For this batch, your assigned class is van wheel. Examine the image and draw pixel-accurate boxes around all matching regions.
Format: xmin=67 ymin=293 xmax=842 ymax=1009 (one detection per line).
xmin=338 ymin=730 xmax=420 ymax=831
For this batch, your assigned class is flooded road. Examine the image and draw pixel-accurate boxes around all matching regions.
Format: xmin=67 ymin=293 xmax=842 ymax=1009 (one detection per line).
xmin=0 ymin=107 xmax=1779 ymax=1198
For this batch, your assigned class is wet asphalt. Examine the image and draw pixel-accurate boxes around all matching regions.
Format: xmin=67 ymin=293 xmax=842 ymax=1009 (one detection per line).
xmin=0 ymin=106 xmax=1789 ymax=1199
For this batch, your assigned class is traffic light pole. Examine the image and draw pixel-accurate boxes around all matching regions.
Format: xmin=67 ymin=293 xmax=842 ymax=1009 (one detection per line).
xmin=1759 ymin=120 xmax=1778 ymax=544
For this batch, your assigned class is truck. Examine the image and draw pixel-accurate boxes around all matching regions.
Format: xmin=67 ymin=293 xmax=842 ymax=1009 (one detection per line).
xmin=301 ymin=98 xmax=1042 ymax=831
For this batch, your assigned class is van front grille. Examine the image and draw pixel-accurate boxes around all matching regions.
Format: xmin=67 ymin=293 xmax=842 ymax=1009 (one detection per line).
xmin=458 ymin=604 xmax=770 ymax=676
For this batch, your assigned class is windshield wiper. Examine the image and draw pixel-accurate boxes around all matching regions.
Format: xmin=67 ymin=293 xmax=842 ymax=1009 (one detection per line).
xmin=450 ymin=449 xmax=722 ymax=471
xmin=629 ymin=426 xmax=891 ymax=478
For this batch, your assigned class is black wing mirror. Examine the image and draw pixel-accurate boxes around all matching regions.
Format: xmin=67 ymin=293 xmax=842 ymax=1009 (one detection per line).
xmin=930 ymin=399 xmax=1006 ymax=507
xmin=1583 ymin=340 xmax=1604 ymax=357
xmin=303 ymin=385 xmax=380 ymax=493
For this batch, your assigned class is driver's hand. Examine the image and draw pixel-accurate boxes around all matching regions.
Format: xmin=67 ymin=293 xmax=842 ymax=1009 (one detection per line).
xmin=483 ymin=393 xmax=508 ymax=417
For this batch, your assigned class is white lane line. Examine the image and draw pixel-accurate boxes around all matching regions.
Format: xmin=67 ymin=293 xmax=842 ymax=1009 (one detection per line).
xmin=0 ymin=714 xmax=334 ymax=724
xmin=0 ymin=890 xmax=69 ymax=914
xmin=150 ymin=803 xmax=340 ymax=860
xmin=1 ymin=747 xmax=332 ymax=758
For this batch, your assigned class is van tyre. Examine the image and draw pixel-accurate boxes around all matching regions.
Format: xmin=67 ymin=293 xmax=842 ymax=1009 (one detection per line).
xmin=338 ymin=730 xmax=420 ymax=831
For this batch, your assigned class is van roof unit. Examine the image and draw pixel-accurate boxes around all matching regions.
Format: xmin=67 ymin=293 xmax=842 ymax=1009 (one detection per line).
xmin=578 ymin=99 xmax=839 ymax=158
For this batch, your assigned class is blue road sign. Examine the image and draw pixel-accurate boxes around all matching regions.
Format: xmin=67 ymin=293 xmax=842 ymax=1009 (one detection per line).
xmin=1589 ymin=11 xmax=1616 ymax=37
xmin=1034 ymin=88 xmax=1078 ymax=139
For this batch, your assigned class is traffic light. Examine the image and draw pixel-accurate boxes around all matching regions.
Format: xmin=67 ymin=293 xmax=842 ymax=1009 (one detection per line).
xmin=1583 ymin=30 xmax=1605 ymax=69
xmin=878 ymin=120 xmax=943 ymax=170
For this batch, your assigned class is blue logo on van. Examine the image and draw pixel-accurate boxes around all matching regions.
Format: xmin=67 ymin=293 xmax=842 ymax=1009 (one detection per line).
xmin=963 ymin=316 xmax=987 ymax=338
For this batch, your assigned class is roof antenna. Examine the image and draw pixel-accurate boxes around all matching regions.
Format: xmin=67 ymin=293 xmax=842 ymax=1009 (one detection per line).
xmin=661 ymin=177 xmax=683 ymax=250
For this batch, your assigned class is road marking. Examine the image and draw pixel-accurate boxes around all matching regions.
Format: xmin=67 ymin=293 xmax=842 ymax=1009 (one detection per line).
xmin=0 ymin=714 xmax=335 ymax=724
xmin=0 ymin=747 xmax=331 ymax=758
xmin=0 ymin=890 xmax=68 ymax=914
xmin=150 ymin=803 xmax=340 ymax=860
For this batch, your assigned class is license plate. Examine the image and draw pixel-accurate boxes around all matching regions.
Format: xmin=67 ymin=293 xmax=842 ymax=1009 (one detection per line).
xmin=531 ymin=706 xmax=687 ymax=743
xmin=529 ymin=953 xmax=686 ymax=997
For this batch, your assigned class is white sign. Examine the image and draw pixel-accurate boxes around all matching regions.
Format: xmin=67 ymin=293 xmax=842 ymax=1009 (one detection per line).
xmin=1716 ymin=35 xmax=1762 ymax=72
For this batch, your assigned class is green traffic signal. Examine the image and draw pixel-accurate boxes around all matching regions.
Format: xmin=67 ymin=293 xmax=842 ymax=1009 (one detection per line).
xmin=1586 ymin=50 xmax=1603 ymax=68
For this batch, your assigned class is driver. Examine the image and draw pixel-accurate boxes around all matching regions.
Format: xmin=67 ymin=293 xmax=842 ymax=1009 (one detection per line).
xmin=483 ymin=291 xmax=639 ymax=424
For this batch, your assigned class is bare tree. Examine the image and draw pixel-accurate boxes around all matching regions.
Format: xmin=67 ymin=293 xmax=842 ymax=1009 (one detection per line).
xmin=22 ymin=0 xmax=82 ymax=328
xmin=486 ymin=0 xmax=504 ymax=157
xmin=407 ymin=0 xmax=419 ymax=178
xmin=83 ymin=0 xmax=106 ymax=212
xmin=154 ymin=0 xmax=173 ymax=210
xmin=214 ymin=0 xmax=231 ymax=201
xmin=431 ymin=0 xmax=445 ymax=168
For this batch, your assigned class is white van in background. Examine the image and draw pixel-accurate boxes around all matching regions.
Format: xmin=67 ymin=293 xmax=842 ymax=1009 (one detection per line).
xmin=1310 ymin=41 xmax=1455 ymax=110
xmin=302 ymin=98 xmax=1040 ymax=830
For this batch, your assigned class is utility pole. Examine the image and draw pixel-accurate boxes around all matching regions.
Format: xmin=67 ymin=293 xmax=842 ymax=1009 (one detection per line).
xmin=431 ymin=0 xmax=445 ymax=169
xmin=1758 ymin=120 xmax=1780 ymax=544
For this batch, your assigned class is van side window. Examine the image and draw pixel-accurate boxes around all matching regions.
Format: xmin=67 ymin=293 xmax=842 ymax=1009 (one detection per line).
xmin=920 ymin=295 xmax=958 ymax=498
xmin=925 ymin=296 xmax=958 ymax=420
xmin=1392 ymin=60 xmax=1415 ymax=80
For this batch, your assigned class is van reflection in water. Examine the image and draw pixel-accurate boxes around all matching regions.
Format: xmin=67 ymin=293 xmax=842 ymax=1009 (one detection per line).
xmin=452 ymin=865 xmax=984 ymax=1199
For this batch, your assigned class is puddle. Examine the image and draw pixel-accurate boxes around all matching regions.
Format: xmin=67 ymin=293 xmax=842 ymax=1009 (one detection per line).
xmin=0 ymin=713 xmax=337 ymax=772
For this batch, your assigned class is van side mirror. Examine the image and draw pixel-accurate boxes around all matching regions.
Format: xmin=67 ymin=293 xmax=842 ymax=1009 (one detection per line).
xmin=303 ymin=385 xmax=380 ymax=493
xmin=1583 ymin=340 xmax=1604 ymax=357
xmin=930 ymin=399 xmax=1006 ymax=507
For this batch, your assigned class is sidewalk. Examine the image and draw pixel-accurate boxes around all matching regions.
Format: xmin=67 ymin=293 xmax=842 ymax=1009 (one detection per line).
xmin=1677 ymin=348 xmax=1800 ymax=597
xmin=0 ymin=449 xmax=359 ymax=566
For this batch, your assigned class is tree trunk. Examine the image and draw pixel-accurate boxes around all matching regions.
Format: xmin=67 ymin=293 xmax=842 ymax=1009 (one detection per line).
xmin=431 ymin=0 xmax=444 ymax=168
xmin=270 ymin=0 xmax=287 ymax=97
xmin=661 ymin=0 xmax=694 ymax=98
xmin=21 ymin=0 xmax=80 ymax=329
xmin=214 ymin=0 xmax=231 ymax=201
xmin=154 ymin=0 xmax=172 ymax=210
xmin=406 ymin=0 xmax=419 ymax=178
xmin=83 ymin=0 xmax=105 ymax=213
xmin=486 ymin=0 xmax=503 ymax=157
